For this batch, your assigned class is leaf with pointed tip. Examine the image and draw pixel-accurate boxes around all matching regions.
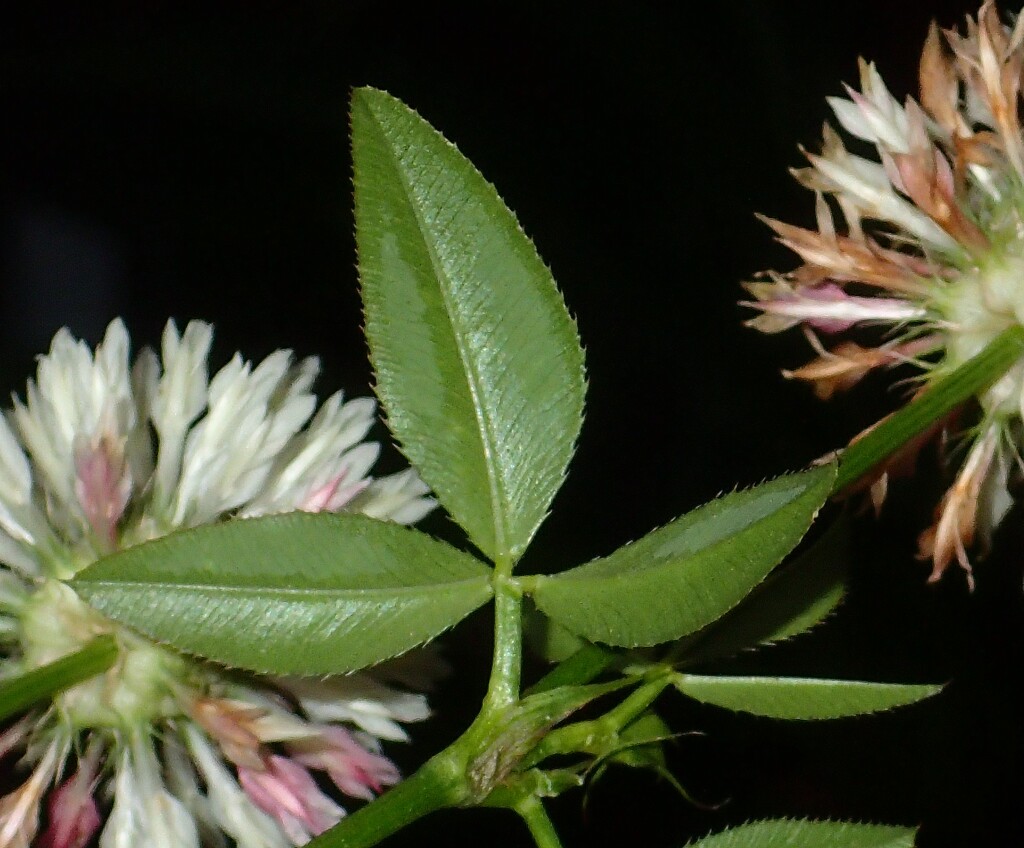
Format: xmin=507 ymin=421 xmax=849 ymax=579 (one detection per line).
xmin=529 ymin=464 xmax=835 ymax=647
xmin=685 ymin=818 xmax=917 ymax=848
xmin=675 ymin=516 xmax=850 ymax=665
xmin=352 ymin=87 xmax=585 ymax=564
xmin=673 ymin=674 xmax=941 ymax=719
xmin=72 ymin=513 xmax=492 ymax=675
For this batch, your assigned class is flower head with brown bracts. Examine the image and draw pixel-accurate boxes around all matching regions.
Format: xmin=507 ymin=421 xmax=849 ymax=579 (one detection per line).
xmin=743 ymin=2 xmax=1024 ymax=588
xmin=0 ymin=319 xmax=437 ymax=847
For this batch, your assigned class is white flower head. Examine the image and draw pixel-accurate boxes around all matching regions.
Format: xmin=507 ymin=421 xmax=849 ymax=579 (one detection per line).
xmin=0 ymin=318 xmax=437 ymax=846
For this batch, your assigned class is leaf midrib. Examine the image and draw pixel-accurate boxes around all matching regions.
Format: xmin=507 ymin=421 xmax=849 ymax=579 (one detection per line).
xmin=367 ymin=96 xmax=509 ymax=560
xmin=75 ymin=575 xmax=493 ymax=600
xmin=536 ymin=495 xmax=815 ymax=590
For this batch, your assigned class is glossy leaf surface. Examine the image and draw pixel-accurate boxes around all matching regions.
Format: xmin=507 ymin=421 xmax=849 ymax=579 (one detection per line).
xmin=73 ymin=513 xmax=492 ymax=675
xmin=675 ymin=517 xmax=849 ymax=664
xmin=352 ymin=87 xmax=585 ymax=563
xmin=530 ymin=464 xmax=835 ymax=647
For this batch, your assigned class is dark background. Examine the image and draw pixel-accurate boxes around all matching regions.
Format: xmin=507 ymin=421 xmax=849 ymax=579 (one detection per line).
xmin=1 ymin=2 xmax=1021 ymax=846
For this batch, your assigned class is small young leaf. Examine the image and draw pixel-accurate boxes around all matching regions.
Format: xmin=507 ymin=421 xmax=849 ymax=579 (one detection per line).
xmin=685 ymin=818 xmax=917 ymax=848
xmin=585 ymin=712 xmax=688 ymax=804
xmin=0 ymin=636 xmax=117 ymax=722
xmin=674 ymin=516 xmax=849 ymax=665
xmin=72 ymin=513 xmax=492 ymax=675
xmin=673 ymin=674 xmax=941 ymax=719
xmin=352 ymin=87 xmax=586 ymax=564
xmin=467 ymin=679 xmax=628 ymax=803
xmin=529 ymin=464 xmax=835 ymax=647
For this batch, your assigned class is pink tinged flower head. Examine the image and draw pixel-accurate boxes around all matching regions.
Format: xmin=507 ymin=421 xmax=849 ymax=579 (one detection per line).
xmin=288 ymin=726 xmax=400 ymax=801
xmin=743 ymin=2 xmax=1024 ymax=583
xmin=239 ymin=755 xmax=345 ymax=846
xmin=742 ymin=280 xmax=926 ymax=335
xmin=190 ymin=696 xmax=269 ymax=771
xmin=73 ymin=434 xmax=132 ymax=551
xmin=0 ymin=737 xmax=62 ymax=848
xmin=0 ymin=317 xmax=441 ymax=848
xmin=38 ymin=744 xmax=103 ymax=848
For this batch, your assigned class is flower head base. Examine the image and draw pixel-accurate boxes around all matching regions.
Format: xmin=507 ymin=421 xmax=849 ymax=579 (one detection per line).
xmin=1 ymin=319 xmax=436 ymax=846
xmin=743 ymin=2 xmax=1024 ymax=587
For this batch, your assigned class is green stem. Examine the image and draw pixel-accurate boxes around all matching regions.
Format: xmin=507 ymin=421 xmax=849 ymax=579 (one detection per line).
xmin=835 ymin=325 xmax=1024 ymax=492
xmin=514 ymin=796 xmax=564 ymax=848
xmin=482 ymin=568 xmax=523 ymax=712
xmin=305 ymin=747 xmax=469 ymax=848
xmin=0 ymin=635 xmax=118 ymax=722
xmin=523 ymin=672 xmax=672 ymax=767
xmin=307 ymin=559 xmax=529 ymax=846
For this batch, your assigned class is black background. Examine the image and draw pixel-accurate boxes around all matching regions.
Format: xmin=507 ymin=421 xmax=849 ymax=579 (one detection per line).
xmin=1 ymin=2 xmax=1022 ymax=846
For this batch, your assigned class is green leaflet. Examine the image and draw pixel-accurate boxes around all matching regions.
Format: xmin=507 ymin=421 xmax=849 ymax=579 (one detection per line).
xmin=685 ymin=818 xmax=917 ymax=848
xmin=0 ymin=636 xmax=117 ymax=722
xmin=352 ymin=87 xmax=586 ymax=564
xmin=529 ymin=464 xmax=835 ymax=647
xmin=72 ymin=513 xmax=492 ymax=675
xmin=525 ymin=642 xmax=617 ymax=695
xmin=673 ymin=674 xmax=941 ymax=720
xmin=675 ymin=516 xmax=849 ymax=665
